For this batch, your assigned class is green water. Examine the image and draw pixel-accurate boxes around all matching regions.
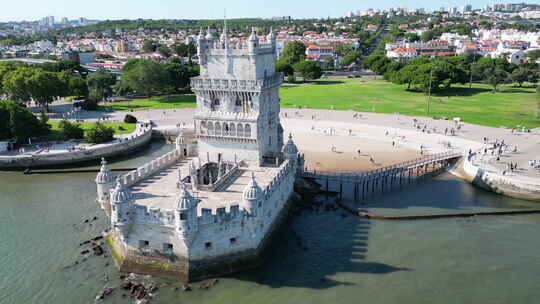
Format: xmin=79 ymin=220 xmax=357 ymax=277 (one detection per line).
xmin=1 ymin=142 xmax=539 ymax=304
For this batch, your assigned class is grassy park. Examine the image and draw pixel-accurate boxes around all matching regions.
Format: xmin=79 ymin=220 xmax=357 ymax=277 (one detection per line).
xmin=98 ymin=94 xmax=196 ymax=111
xmin=46 ymin=121 xmax=136 ymax=141
xmin=97 ymin=79 xmax=539 ymax=129
xmin=280 ymin=79 xmax=540 ymax=128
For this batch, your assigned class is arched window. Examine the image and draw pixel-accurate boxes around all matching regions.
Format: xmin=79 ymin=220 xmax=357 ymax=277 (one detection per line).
xmin=200 ymin=121 xmax=207 ymax=135
xmin=223 ymin=123 xmax=230 ymax=136
xmin=207 ymin=121 xmax=214 ymax=135
xmin=211 ymin=97 xmax=220 ymax=111
xmin=245 ymin=124 xmax=251 ymax=138
xmin=230 ymin=123 xmax=236 ymax=137
xmin=237 ymin=124 xmax=244 ymax=138
xmin=215 ymin=122 xmax=222 ymax=136
xmin=235 ymin=97 xmax=241 ymax=107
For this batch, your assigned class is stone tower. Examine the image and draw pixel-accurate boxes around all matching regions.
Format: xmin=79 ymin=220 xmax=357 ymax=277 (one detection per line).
xmin=191 ymin=26 xmax=283 ymax=166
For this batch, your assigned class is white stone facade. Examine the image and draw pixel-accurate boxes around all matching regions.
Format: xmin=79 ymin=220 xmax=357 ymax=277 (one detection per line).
xmin=191 ymin=26 xmax=284 ymax=165
xmin=98 ymin=26 xmax=303 ymax=281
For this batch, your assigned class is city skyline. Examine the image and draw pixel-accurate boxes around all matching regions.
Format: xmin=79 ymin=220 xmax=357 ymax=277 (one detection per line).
xmin=0 ymin=0 xmax=513 ymax=22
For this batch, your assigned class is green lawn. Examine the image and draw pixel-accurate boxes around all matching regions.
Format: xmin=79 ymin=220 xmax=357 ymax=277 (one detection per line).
xmin=94 ymin=80 xmax=539 ymax=129
xmin=46 ymin=121 xmax=136 ymax=141
xmin=280 ymin=80 xmax=540 ymax=128
xmin=48 ymin=121 xmax=136 ymax=134
xmin=98 ymin=94 xmax=196 ymax=111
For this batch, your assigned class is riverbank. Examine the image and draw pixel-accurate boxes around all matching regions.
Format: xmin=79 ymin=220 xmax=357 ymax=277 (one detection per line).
xmin=0 ymin=122 xmax=152 ymax=169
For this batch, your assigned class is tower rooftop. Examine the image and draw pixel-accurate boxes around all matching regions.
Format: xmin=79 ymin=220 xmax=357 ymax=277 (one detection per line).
xmin=130 ymin=157 xmax=285 ymax=214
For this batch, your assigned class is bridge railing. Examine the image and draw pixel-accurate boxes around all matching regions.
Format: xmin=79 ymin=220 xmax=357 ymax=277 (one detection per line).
xmin=302 ymin=151 xmax=462 ymax=181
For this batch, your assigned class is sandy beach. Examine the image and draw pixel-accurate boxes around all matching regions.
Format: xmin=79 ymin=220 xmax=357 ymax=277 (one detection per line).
xmin=289 ymin=131 xmax=420 ymax=172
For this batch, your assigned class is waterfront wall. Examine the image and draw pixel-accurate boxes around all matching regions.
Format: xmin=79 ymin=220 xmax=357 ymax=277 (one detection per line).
xmin=0 ymin=124 xmax=152 ymax=169
xmin=109 ymin=187 xmax=297 ymax=283
xmin=108 ymin=158 xmax=298 ymax=282
xmin=450 ymin=157 xmax=540 ymax=202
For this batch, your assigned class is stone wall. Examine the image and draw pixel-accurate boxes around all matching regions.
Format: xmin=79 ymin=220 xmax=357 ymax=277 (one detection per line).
xmin=120 ymin=148 xmax=183 ymax=187
xmin=110 ymin=158 xmax=298 ymax=282
xmin=450 ymin=157 xmax=540 ymax=201
xmin=108 ymin=179 xmax=298 ymax=283
xmin=0 ymin=125 xmax=152 ymax=169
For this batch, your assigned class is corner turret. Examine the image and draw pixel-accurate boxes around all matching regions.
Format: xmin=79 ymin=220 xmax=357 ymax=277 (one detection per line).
xmin=110 ymin=178 xmax=133 ymax=239
xmin=282 ymin=134 xmax=298 ymax=160
xmin=175 ymin=131 xmax=191 ymax=157
xmin=175 ymin=183 xmax=199 ymax=240
xmin=95 ymin=157 xmax=114 ymax=210
xmin=242 ymin=172 xmax=262 ymax=215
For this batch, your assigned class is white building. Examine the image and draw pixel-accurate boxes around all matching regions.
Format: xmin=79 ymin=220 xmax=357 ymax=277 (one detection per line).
xmin=99 ymin=26 xmax=304 ymax=282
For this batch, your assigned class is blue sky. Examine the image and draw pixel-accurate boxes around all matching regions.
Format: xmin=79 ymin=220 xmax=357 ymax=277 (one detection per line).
xmin=0 ymin=0 xmax=521 ymax=22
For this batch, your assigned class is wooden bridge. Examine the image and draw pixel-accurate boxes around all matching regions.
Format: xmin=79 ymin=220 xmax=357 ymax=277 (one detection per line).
xmin=300 ymin=151 xmax=462 ymax=201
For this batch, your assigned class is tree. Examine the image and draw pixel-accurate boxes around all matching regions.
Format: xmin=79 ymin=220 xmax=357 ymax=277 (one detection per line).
xmin=0 ymin=100 xmax=49 ymax=143
xmin=27 ymin=70 xmax=69 ymax=111
xmin=0 ymin=61 xmax=24 ymax=95
xmin=363 ymin=53 xmax=392 ymax=75
xmin=174 ymin=43 xmax=189 ymax=57
xmin=86 ymin=70 xmax=117 ymax=102
xmin=142 ymin=40 xmax=158 ymax=52
xmin=69 ymin=77 xmax=89 ymax=98
xmin=121 ymin=59 xmax=165 ymax=96
xmin=280 ymin=41 xmax=306 ymax=65
xmin=173 ymin=42 xmax=197 ymax=62
xmin=485 ymin=67 xmax=508 ymax=92
xmin=511 ymin=67 xmax=531 ymax=87
xmin=394 ymin=64 xmax=419 ymax=90
xmin=58 ymin=120 xmax=84 ymax=140
xmin=405 ymin=33 xmax=420 ymax=42
xmin=162 ymin=61 xmax=189 ymax=91
xmin=322 ymin=56 xmax=335 ymax=70
xmin=157 ymin=45 xmax=172 ymax=58
xmin=275 ymin=59 xmax=294 ymax=76
xmin=293 ymin=60 xmax=322 ymax=82
xmin=2 ymin=67 xmax=34 ymax=103
xmin=85 ymin=122 xmax=115 ymax=144
xmin=340 ymin=50 xmax=362 ymax=67
xmin=527 ymin=50 xmax=540 ymax=62
xmin=420 ymin=30 xmax=437 ymax=42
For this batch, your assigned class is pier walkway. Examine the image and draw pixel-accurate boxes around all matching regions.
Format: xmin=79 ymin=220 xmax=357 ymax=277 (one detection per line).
xmin=301 ymin=151 xmax=462 ymax=201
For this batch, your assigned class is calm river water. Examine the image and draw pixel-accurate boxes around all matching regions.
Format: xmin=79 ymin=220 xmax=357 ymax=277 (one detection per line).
xmin=1 ymin=141 xmax=540 ymax=304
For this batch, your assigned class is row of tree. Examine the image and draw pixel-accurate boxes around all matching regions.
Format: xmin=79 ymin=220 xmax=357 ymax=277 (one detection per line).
xmin=364 ymin=53 xmax=540 ymax=93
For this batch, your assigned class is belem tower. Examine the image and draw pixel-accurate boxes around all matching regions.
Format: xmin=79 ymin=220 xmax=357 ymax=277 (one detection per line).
xmin=95 ymin=26 xmax=304 ymax=282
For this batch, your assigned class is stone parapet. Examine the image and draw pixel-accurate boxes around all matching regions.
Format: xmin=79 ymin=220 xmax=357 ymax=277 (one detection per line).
xmin=0 ymin=123 xmax=152 ymax=169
